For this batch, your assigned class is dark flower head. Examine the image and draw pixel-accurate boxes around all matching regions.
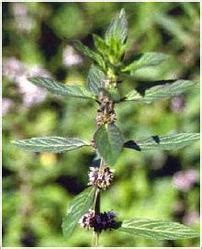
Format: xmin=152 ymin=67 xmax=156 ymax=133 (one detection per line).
xmin=79 ymin=209 xmax=117 ymax=233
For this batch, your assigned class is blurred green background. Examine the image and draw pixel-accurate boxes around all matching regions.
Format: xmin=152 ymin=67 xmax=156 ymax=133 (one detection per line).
xmin=2 ymin=2 xmax=200 ymax=247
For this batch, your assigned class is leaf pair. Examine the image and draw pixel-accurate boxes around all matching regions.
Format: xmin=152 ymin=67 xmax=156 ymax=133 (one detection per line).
xmin=27 ymin=76 xmax=199 ymax=107
xmin=13 ymin=133 xmax=199 ymax=167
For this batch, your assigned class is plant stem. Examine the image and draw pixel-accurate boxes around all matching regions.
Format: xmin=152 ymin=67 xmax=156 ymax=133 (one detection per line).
xmin=91 ymin=158 xmax=105 ymax=247
xmin=91 ymin=189 xmax=100 ymax=247
xmin=91 ymin=231 xmax=99 ymax=247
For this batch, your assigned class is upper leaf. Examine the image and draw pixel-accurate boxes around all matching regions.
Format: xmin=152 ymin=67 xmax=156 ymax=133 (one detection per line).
xmin=104 ymin=9 xmax=128 ymax=64
xmin=93 ymin=34 xmax=109 ymax=57
xmin=122 ymin=52 xmax=169 ymax=72
xmin=87 ymin=65 xmax=107 ymax=95
xmin=12 ymin=136 xmax=90 ymax=153
xmin=118 ymin=218 xmax=199 ymax=240
xmin=28 ymin=77 xmax=95 ymax=100
xmin=94 ymin=124 xmax=124 ymax=165
xmin=62 ymin=187 xmax=95 ymax=238
xmin=124 ymin=133 xmax=199 ymax=151
xmin=74 ymin=40 xmax=106 ymax=70
xmin=125 ymin=80 xmax=199 ymax=104
xmin=105 ymin=9 xmax=128 ymax=46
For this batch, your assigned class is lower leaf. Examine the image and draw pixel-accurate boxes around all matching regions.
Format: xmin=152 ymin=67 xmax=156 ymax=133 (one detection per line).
xmin=62 ymin=187 xmax=96 ymax=238
xmin=124 ymin=133 xmax=199 ymax=151
xmin=117 ymin=218 xmax=199 ymax=240
xmin=12 ymin=136 xmax=90 ymax=153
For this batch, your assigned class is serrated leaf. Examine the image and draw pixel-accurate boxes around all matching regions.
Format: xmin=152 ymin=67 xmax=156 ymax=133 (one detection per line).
xmin=94 ymin=124 xmax=124 ymax=165
xmin=124 ymin=133 xmax=199 ymax=151
xmin=87 ymin=65 xmax=107 ymax=95
xmin=74 ymin=40 xmax=106 ymax=70
xmin=105 ymin=8 xmax=128 ymax=46
xmin=28 ymin=77 xmax=95 ymax=100
xmin=12 ymin=137 xmax=90 ymax=153
xmin=125 ymin=80 xmax=198 ymax=103
xmin=122 ymin=52 xmax=169 ymax=72
xmin=118 ymin=218 xmax=199 ymax=240
xmin=62 ymin=187 xmax=95 ymax=238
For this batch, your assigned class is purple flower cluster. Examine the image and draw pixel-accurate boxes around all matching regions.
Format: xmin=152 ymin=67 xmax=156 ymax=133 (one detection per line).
xmin=170 ymin=96 xmax=185 ymax=113
xmin=79 ymin=209 xmax=116 ymax=232
xmin=88 ymin=167 xmax=114 ymax=190
xmin=172 ymin=169 xmax=198 ymax=192
xmin=11 ymin=3 xmax=35 ymax=33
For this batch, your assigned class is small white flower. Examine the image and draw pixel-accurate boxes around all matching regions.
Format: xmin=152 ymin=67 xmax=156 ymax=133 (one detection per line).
xmin=62 ymin=45 xmax=83 ymax=67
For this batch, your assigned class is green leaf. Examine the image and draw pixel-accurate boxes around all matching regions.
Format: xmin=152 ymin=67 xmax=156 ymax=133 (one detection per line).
xmin=125 ymin=80 xmax=198 ymax=103
xmin=87 ymin=65 xmax=107 ymax=95
xmin=12 ymin=137 xmax=90 ymax=153
xmin=74 ymin=40 xmax=106 ymax=70
xmin=93 ymin=34 xmax=109 ymax=57
xmin=62 ymin=187 xmax=96 ymax=238
xmin=118 ymin=218 xmax=199 ymax=240
xmin=104 ymin=9 xmax=128 ymax=64
xmin=122 ymin=52 xmax=169 ymax=72
xmin=94 ymin=124 xmax=124 ymax=165
xmin=105 ymin=8 xmax=128 ymax=46
xmin=28 ymin=77 xmax=95 ymax=100
xmin=124 ymin=133 xmax=199 ymax=151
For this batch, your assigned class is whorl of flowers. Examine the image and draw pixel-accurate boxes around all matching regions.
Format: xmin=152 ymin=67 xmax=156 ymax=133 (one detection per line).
xmin=79 ymin=209 xmax=117 ymax=232
xmin=88 ymin=166 xmax=114 ymax=190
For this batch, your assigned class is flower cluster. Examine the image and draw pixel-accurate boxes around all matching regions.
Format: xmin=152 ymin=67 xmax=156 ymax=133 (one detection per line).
xmin=96 ymin=92 xmax=116 ymax=126
xmin=172 ymin=169 xmax=198 ymax=192
xmin=88 ymin=166 xmax=114 ymax=190
xmin=79 ymin=209 xmax=117 ymax=232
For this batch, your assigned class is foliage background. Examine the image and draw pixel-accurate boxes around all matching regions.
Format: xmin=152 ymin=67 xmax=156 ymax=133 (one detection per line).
xmin=2 ymin=2 xmax=200 ymax=247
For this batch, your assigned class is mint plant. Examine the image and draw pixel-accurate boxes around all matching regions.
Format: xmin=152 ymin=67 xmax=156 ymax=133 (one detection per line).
xmin=13 ymin=9 xmax=199 ymax=246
